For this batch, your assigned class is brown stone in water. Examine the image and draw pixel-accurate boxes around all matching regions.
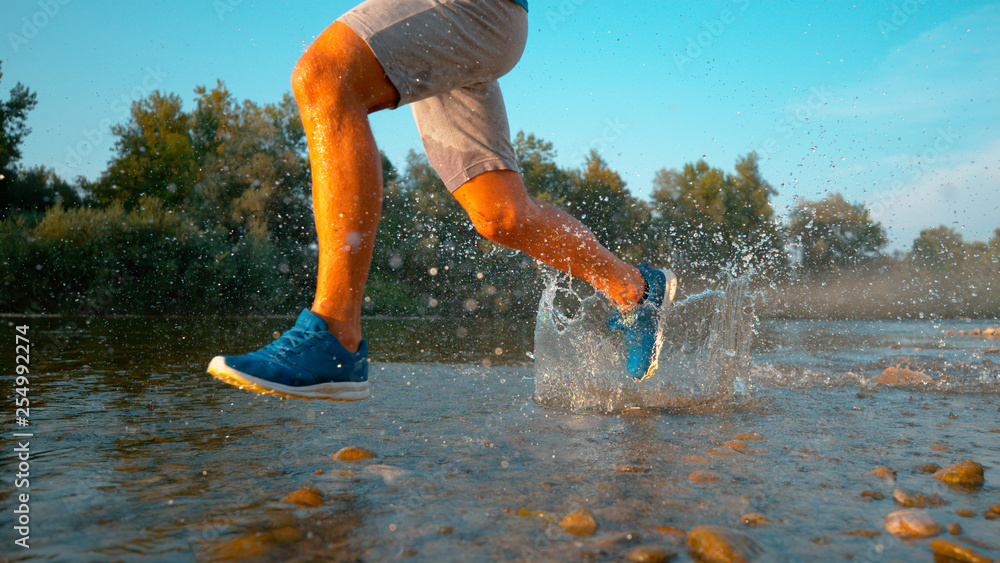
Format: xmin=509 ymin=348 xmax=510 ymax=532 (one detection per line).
xmin=873 ymin=366 xmax=932 ymax=385
xmin=931 ymin=444 xmax=950 ymax=450
xmin=331 ymin=446 xmax=376 ymax=461
xmin=723 ymin=440 xmax=756 ymax=454
xmin=955 ymin=509 xmax=978 ymax=517
xmin=928 ymin=538 xmax=992 ymax=563
xmin=281 ymin=486 xmax=323 ymax=508
xmin=656 ymin=525 xmax=687 ymax=536
xmin=688 ymin=470 xmax=722 ymax=482
xmin=946 ymin=522 xmax=962 ymax=535
xmin=681 ymin=455 xmax=711 ymax=462
xmin=860 ymin=490 xmax=886 ymax=500
xmin=687 ymin=525 xmax=761 ymax=563
xmin=560 ymin=508 xmax=598 ymax=536
xmin=892 ymin=487 xmax=949 ymax=507
xmin=984 ymin=347 xmax=999 ymax=354
xmin=740 ymin=513 xmax=769 ymax=527
xmin=841 ymin=529 xmax=881 ymax=538
xmin=616 ymin=465 xmax=648 ymax=473
xmin=932 ymin=460 xmax=985 ymax=488
xmin=734 ymin=433 xmax=764 ymax=441
xmin=989 ymin=504 xmax=1000 ymax=513
xmin=625 ymin=545 xmax=677 ymax=563
xmin=883 ymin=509 xmax=943 ymax=539
xmin=986 ymin=510 xmax=998 ymax=520
xmin=871 ymin=466 xmax=897 ymax=479
xmin=916 ymin=462 xmax=942 ymax=473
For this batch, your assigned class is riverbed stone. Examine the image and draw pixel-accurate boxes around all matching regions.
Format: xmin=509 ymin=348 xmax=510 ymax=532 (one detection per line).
xmin=873 ymin=366 xmax=932 ymax=385
xmin=946 ymin=522 xmax=962 ymax=535
xmin=331 ymin=446 xmax=376 ymax=461
xmin=916 ymin=462 xmax=941 ymax=473
xmin=928 ymin=538 xmax=992 ymax=563
xmin=892 ymin=487 xmax=949 ymax=507
xmin=860 ymin=490 xmax=885 ymax=500
xmin=625 ymin=545 xmax=677 ymax=562
xmin=281 ymin=486 xmax=323 ymax=508
xmin=871 ymin=466 xmax=897 ymax=479
xmin=740 ymin=513 xmax=769 ymax=527
xmin=688 ymin=470 xmax=722 ymax=482
xmin=883 ymin=510 xmax=943 ymax=539
xmin=559 ymin=508 xmax=598 ymax=536
xmin=989 ymin=504 xmax=1000 ymax=513
xmin=687 ymin=525 xmax=761 ymax=562
xmin=932 ymin=460 xmax=985 ymax=488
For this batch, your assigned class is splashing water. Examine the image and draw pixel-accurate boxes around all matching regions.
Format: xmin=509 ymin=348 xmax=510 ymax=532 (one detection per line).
xmin=533 ymin=270 xmax=754 ymax=411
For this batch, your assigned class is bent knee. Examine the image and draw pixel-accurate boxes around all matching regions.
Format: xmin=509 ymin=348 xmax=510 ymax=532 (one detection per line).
xmin=291 ymin=24 xmax=362 ymax=104
xmin=469 ymin=204 xmax=529 ymax=245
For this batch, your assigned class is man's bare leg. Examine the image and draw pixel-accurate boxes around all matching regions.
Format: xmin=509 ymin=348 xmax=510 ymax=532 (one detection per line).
xmin=453 ymin=169 xmax=647 ymax=311
xmin=291 ymin=22 xmax=399 ymax=353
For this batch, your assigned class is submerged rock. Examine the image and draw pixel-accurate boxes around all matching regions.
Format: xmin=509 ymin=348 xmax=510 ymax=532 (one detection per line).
xmin=860 ymin=490 xmax=885 ymax=500
xmin=873 ymin=366 xmax=932 ymax=385
xmin=625 ymin=545 xmax=677 ymax=562
xmin=871 ymin=466 xmax=897 ymax=479
xmin=560 ymin=508 xmax=598 ymax=536
xmin=688 ymin=470 xmax=722 ymax=482
xmin=883 ymin=510 xmax=943 ymax=539
xmin=687 ymin=525 xmax=761 ymax=562
xmin=916 ymin=462 xmax=942 ymax=473
xmin=331 ymin=446 xmax=376 ymax=461
xmin=281 ymin=486 xmax=323 ymax=508
xmin=892 ymin=487 xmax=949 ymax=507
xmin=928 ymin=538 xmax=992 ymax=563
xmin=740 ymin=514 xmax=769 ymax=527
xmin=932 ymin=460 xmax=985 ymax=488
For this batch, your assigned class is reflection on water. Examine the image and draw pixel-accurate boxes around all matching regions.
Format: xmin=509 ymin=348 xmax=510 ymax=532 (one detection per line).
xmin=0 ymin=312 xmax=998 ymax=562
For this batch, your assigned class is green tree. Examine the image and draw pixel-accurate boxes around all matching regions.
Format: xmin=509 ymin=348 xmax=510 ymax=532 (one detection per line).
xmin=910 ymin=225 xmax=966 ymax=273
xmin=787 ymin=192 xmax=886 ymax=274
xmin=2 ymin=165 xmax=82 ymax=215
xmin=95 ymin=91 xmax=198 ymax=207
xmin=0 ymin=61 xmax=40 ymax=216
xmin=652 ymin=153 xmax=783 ymax=278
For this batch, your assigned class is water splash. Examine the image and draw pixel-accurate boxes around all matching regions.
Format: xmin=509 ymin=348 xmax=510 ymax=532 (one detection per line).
xmin=532 ymin=269 xmax=754 ymax=411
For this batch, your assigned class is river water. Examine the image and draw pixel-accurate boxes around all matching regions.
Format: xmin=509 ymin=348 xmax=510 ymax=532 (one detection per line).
xmin=2 ymin=279 xmax=998 ymax=561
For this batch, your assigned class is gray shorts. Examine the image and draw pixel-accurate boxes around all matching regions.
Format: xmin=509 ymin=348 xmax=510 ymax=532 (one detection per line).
xmin=337 ymin=0 xmax=528 ymax=191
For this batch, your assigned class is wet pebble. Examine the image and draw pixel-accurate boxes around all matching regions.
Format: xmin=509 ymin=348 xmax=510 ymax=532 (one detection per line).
xmin=893 ymin=487 xmax=949 ymax=507
xmin=734 ymin=433 xmax=764 ymax=441
xmin=281 ymin=486 xmax=323 ymax=508
xmin=860 ymin=490 xmax=885 ymax=500
xmin=916 ymin=462 xmax=941 ymax=473
xmin=559 ymin=508 xmax=598 ymax=536
xmin=331 ymin=446 xmax=376 ymax=461
xmin=626 ymin=545 xmax=677 ymax=562
xmin=873 ymin=366 xmax=932 ymax=385
xmin=688 ymin=470 xmax=722 ymax=482
xmin=989 ymin=504 xmax=1000 ymax=513
xmin=686 ymin=525 xmax=761 ymax=563
xmin=723 ymin=440 xmax=753 ymax=454
xmin=932 ymin=460 xmax=985 ymax=488
xmin=871 ymin=466 xmax=897 ymax=479
xmin=616 ymin=465 xmax=648 ymax=473
xmin=840 ymin=529 xmax=881 ymax=538
xmin=883 ymin=509 xmax=943 ymax=539
xmin=956 ymin=509 xmax=979 ymax=518
xmin=985 ymin=510 xmax=997 ymax=520
xmin=740 ymin=513 xmax=769 ymax=527
xmin=928 ymin=538 xmax=992 ymax=563
xmin=946 ymin=522 xmax=962 ymax=535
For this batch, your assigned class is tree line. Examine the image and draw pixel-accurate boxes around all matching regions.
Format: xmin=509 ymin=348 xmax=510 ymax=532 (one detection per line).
xmin=2 ymin=65 xmax=998 ymax=318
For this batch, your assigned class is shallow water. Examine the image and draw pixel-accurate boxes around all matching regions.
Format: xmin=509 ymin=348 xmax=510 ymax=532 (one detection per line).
xmin=1 ymin=305 xmax=999 ymax=561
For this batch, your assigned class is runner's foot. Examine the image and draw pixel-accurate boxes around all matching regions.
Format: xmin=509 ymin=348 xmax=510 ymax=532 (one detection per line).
xmin=607 ymin=264 xmax=677 ymax=380
xmin=208 ymin=309 xmax=370 ymax=400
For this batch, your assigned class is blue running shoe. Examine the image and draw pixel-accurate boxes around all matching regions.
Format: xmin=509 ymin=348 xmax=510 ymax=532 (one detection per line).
xmin=607 ymin=264 xmax=678 ymax=381
xmin=208 ymin=309 xmax=369 ymax=400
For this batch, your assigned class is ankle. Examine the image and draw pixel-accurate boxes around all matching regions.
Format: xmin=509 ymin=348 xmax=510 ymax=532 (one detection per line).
xmin=310 ymin=309 xmax=361 ymax=353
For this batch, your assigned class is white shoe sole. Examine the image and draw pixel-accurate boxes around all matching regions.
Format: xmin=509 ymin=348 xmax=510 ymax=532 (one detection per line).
xmin=207 ymin=356 xmax=370 ymax=401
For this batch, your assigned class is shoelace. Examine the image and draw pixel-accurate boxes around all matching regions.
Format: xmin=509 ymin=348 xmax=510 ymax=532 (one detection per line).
xmin=264 ymin=327 xmax=312 ymax=358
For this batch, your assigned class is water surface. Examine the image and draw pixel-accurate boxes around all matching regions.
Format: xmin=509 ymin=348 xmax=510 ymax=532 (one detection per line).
xmin=1 ymin=305 xmax=998 ymax=561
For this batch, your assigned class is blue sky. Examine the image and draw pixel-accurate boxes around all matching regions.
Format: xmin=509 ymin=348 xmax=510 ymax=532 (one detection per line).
xmin=3 ymin=0 xmax=998 ymax=249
